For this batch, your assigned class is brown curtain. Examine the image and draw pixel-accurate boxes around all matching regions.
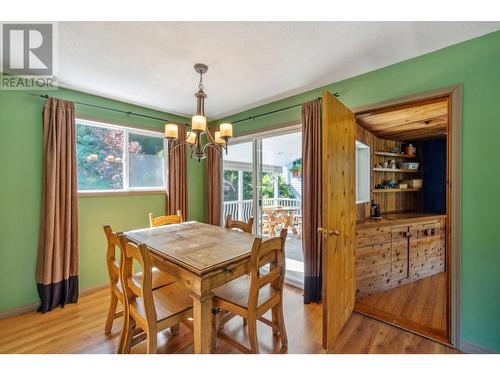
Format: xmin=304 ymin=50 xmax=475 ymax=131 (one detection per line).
xmin=302 ymin=99 xmax=323 ymax=303
xmin=167 ymin=125 xmax=188 ymax=218
xmin=206 ymin=145 xmax=221 ymax=226
xmin=36 ymin=98 xmax=79 ymax=313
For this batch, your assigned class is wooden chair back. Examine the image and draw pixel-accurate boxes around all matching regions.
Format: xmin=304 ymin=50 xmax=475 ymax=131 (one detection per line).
xmin=248 ymin=228 xmax=287 ymax=308
xmin=149 ymin=210 xmax=183 ymax=228
xmin=103 ymin=225 xmax=123 ymax=291
xmin=224 ymin=214 xmax=254 ymax=233
xmin=119 ymin=235 xmax=157 ymax=332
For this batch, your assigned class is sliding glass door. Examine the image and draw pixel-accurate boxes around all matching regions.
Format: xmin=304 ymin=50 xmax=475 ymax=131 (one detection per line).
xmin=222 ymin=127 xmax=303 ymax=287
xmin=222 ymin=140 xmax=254 ymax=223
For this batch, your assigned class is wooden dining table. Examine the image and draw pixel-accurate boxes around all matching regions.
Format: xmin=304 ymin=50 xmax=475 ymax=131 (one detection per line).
xmin=124 ymin=221 xmax=257 ymax=354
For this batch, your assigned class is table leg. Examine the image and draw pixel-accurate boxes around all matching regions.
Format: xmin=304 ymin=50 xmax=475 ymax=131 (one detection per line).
xmin=192 ymin=293 xmax=213 ymax=354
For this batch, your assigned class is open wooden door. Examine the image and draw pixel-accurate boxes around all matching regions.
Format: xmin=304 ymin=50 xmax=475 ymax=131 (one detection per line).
xmin=321 ymin=91 xmax=356 ymax=352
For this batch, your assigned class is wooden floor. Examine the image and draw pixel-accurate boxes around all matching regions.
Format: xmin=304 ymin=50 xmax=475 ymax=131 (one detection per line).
xmin=0 ymin=284 xmax=458 ymax=354
xmin=356 ymin=272 xmax=447 ymax=339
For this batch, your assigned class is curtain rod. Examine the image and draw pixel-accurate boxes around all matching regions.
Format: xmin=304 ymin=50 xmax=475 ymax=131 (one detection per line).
xmin=26 ymin=91 xmax=339 ymax=127
xmin=25 ymin=93 xmax=190 ymax=126
xmin=231 ymin=93 xmax=338 ymax=125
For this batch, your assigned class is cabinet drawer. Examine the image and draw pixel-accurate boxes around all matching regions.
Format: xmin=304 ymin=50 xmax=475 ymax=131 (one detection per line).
xmin=356 ymin=227 xmax=391 ymax=247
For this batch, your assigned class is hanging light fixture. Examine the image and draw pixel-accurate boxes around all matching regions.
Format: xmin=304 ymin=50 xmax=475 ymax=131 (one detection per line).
xmin=165 ymin=63 xmax=233 ymax=162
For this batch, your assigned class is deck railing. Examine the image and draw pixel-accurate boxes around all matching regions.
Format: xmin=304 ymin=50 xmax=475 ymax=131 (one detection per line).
xmin=223 ymin=198 xmax=301 ymax=222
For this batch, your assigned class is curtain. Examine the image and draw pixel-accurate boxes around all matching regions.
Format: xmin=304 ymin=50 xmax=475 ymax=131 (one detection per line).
xmin=167 ymin=125 xmax=188 ymax=218
xmin=206 ymin=145 xmax=221 ymax=226
xmin=36 ymin=98 xmax=79 ymax=313
xmin=302 ymin=99 xmax=323 ymax=304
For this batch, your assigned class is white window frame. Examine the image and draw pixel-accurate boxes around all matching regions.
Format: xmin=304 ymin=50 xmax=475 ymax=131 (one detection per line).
xmin=76 ymin=118 xmax=167 ymax=195
xmin=356 ymin=140 xmax=371 ymax=204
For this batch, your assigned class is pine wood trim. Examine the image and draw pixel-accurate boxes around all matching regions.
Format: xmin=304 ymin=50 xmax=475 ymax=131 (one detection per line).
xmin=352 ymin=84 xmax=462 ymax=348
xmin=355 ymin=302 xmax=451 ymax=346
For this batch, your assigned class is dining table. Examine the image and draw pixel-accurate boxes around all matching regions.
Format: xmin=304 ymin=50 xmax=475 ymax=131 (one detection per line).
xmin=124 ymin=221 xmax=257 ymax=354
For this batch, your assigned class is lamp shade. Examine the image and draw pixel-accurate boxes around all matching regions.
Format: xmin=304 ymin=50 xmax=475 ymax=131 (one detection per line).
xmin=192 ymin=115 xmax=207 ymax=132
xmin=186 ymin=131 xmax=197 ymax=144
xmin=219 ymin=123 xmax=233 ymax=138
xmin=214 ymin=131 xmax=226 ymax=145
xmin=164 ymin=123 xmax=179 ymax=140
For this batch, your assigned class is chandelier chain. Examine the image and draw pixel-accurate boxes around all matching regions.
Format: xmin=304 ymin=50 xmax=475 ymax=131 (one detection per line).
xmin=198 ymin=72 xmax=204 ymax=91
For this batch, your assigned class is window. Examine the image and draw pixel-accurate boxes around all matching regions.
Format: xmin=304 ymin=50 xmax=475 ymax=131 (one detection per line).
xmin=356 ymin=140 xmax=370 ymax=204
xmin=76 ymin=119 xmax=166 ymax=193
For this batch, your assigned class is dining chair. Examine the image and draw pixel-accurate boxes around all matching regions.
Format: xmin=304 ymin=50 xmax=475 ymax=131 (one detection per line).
xmin=224 ymin=214 xmax=254 ymax=233
xmin=212 ymin=228 xmax=288 ymax=354
xmin=103 ymin=225 xmax=177 ymax=335
xmin=118 ymin=235 xmax=193 ymax=354
xmin=149 ymin=210 xmax=183 ymax=227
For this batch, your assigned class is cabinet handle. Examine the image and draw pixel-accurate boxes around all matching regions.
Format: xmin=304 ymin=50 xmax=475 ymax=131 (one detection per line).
xmin=400 ymin=231 xmax=411 ymax=237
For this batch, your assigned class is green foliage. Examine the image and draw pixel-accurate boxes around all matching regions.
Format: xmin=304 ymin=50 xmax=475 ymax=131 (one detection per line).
xmin=76 ymin=124 xmax=164 ymax=190
xmin=261 ymin=173 xmax=294 ymax=199
xmin=290 ymin=158 xmax=302 ymax=175
xmin=224 ymin=169 xmax=294 ymax=201
xmin=76 ymin=124 xmax=124 ymax=190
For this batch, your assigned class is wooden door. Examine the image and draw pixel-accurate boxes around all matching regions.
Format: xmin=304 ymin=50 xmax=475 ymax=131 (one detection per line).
xmin=321 ymin=91 xmax=357 ymax=352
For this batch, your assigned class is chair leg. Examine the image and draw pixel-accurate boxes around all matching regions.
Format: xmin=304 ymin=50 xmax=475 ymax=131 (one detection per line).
xmin=171 ymin=323 xmax=180 ymax=335
xmin=247 ymin=317 xmax=259 ymax=354
xmin=146 ymin=330 xmax=157 ymax=354
xmin=271 ymin=306 xmax=279 ymax=335
xmin=276 ymin=302 xmax=288 ymax=347
xmin=119 ymin=315 xmax=135 ymax=354
xmin=104 ymin=292 xmax=118 ymax=334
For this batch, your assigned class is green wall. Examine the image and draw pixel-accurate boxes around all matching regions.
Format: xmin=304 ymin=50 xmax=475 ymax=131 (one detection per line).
xmin=0 ymin=87 xmax=205 ymax=312
xmin=214 ymin=31 xmax=500 ymax=352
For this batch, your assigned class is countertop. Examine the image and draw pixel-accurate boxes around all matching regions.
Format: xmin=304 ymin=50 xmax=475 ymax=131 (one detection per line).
xmin=356 ymin=212 xmax=446 ymax=229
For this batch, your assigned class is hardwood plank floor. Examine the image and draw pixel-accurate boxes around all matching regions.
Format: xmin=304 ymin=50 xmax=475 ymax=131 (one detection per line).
xmin=356 ymin=272 xmax=447 ymax=338
xmin=0 ymin=284 xmax=458 ymax=354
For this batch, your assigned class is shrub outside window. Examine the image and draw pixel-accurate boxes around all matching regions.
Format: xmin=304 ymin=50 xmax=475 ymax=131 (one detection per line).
xmin=76 ymin=119 xmax=166 ymax=193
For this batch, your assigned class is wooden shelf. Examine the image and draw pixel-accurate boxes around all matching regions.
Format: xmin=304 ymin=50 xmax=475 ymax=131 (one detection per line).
xmin=373 ymin=168 xmax=419 ymax=173
xmin=372 ymin=188 xmax=422 ymax=193
xmin=375 ymin=151 xmax=417 ymax=159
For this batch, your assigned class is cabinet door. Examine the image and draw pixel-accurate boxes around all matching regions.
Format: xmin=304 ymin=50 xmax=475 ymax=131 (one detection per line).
xmin=390 ymin=226 xmax=410 ymax=282
xmin=412 ymin=221 xmax=446 ymax=279
xmin=355 ymin=242 xmax=391 ymax=298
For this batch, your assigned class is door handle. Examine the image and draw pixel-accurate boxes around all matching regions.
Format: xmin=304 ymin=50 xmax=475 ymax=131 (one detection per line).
xmin=318 ymin=227 xmax=340 ymax=237
xmin=317 ymin=227 xmax=328 ymax=238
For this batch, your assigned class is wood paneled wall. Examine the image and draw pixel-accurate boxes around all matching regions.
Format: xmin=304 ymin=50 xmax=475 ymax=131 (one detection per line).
xmin=356 ymin=123 xmax=423 ymax=220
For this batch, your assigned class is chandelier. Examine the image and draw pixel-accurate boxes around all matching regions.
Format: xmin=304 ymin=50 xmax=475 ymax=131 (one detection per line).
xmin=164 ymin=63 xmax=233 ymax=162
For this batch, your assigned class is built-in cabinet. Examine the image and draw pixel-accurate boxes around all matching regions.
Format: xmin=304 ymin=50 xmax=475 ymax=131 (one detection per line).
xmin=355 ymin=214 xmax=445 ymax=298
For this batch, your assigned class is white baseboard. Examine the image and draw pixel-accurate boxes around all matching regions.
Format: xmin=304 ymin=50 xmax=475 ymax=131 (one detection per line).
xmin=460 ymin=340 xmax=498 ymax=354
xmin=0 ymin=282 xmax=108 ymax=320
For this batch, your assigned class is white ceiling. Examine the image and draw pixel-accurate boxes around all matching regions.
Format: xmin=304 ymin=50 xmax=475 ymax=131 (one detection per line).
xmin=58 ymin=22 xmax=500 ymax=119
xmin=224 ymin=132 xmax=302 ymax=167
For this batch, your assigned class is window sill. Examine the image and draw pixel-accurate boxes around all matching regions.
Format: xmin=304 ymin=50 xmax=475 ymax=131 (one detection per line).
xmin=78 ymin=190 xmax=166 ymax=198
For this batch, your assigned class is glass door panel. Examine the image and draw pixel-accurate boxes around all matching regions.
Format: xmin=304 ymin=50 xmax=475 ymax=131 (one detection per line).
xmin=221 ymin=130 xmax=303 ymax=287
xmin=222 ymin=141 xmax=254 ymax=227
xmin=259 ymin=131 xmax=303 ymax=286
